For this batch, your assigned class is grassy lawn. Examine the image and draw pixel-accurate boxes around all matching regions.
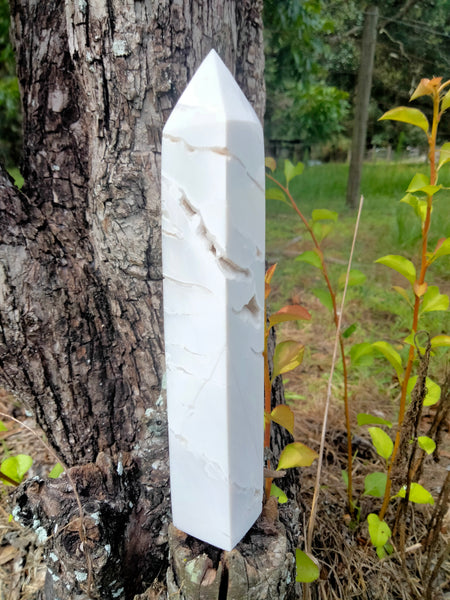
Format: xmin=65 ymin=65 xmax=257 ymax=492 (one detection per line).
xmin=266 ymin=160 xmax=450 ymax=407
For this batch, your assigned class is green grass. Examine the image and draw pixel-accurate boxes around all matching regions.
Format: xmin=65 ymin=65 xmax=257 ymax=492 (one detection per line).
xmin=267 ymin=161 xmax=450 ymax=282
xmin=266 ymin=160 xmax=450 ymax=398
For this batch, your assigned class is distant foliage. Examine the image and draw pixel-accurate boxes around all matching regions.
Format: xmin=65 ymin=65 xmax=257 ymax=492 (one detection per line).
xmin=0 ymin=0 xmax=22 ymax=167
xmin=322 ymin=0 xmax=450 ymax=147
xmin=264 ymin=0 xmax=450 ymax=157
xmin=263 ymin=0 xmax=350 ymax=157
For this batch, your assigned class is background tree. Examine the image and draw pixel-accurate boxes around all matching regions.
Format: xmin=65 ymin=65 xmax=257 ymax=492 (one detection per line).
xmin=263 ymin=0 xmax=350 ymax=159
xmin=324 ymin=0 xmax=450 ymax=149
xmin=263 ymin=0 xmax=450 ymax=160
xmin=346 ymin=5 xmax=378 ymax=209
xmin=0 ymin=2 xmax=285 ymax=599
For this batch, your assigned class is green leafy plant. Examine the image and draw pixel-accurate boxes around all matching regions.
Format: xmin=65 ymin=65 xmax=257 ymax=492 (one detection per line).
xmin=263 ymin=264 xmax=318 ymax=500
xmin=265 ymin=157 xmax=361 ymax=517
xmin=0 ymin=411 xmax=95 ymax=590
xmin=0 ymin=415 xmax=64 ymax=487
xmin=356 ymin=77 xmax=450 ymax=550
xmin=265 ymin=77 xmax=449 ymax=579
xmin=264 ymin=183 xmax=365 ymax=585
xmin=264 ymin=264 xmax=324 ymax=583
xmin=0 ymin=419 xmax=33 ymax=486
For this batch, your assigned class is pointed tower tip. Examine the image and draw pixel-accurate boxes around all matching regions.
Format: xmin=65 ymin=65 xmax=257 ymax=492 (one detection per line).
xmin=205 ymin=48 xmax=220 ymax=60
xmin=164 ymin=48 xmax=259 ymax=130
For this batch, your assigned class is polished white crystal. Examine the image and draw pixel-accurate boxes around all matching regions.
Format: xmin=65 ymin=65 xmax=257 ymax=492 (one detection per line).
xmin=161 ymin=50 xmax=265 ymax=551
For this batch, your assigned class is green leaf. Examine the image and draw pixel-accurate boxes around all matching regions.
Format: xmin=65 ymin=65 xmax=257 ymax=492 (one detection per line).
xmin=342 ymin=323 xmax=357 ymax=339
xmin=392 ymin=285 xmax=413 ymax=306
xmin=407 ymin=376 xmax=441 ymax=407
xmin=406 ymin=173 xmax=429 ymax=192
xmin=270 ymin=483 xmax=288 ymax=504
xmin=0 ymin=420 xmax=8 ymax=432
xmin=419 ymin=185 xmax=441 ymax=196
xmin=277 ymin=442 xmax=318 ymax=470
xmin=338 ymin=269 xmax=366 ymax=289
xmin=312 ymin=288 xmax=334 ymax=313
xmin=400 ymin=194 xmax=427 ymax=223
xmin=284 ymin=392 xmax=305 ymax=401
xmin=421 ymin=285 xmax=449 ymax=313
xmin=442 ymin=90 xmax=450 ymax=113
xmin=368 ymin=427 xmax=394 ymax=461
xmin=311 ymin=209 xmax=338 ymax=222
xmin=418 ymin=436 xmax=436 ymax=455
xmin=397 ymin=482 xmax=434 ymax=505
xmin=364 ymin=472 xmax=388 ymax=498
xmin=357 ymin=413 xmax=392 ymax=428
xmin=385 ymin=543 xmax=394 ymax=556
xmin=0 ymin=454 xmax=33 ymax=486
xmin=372 ymin=341 xmax=404 ymax=381
xmin=265 ymin=157 xmax=277 ymax=172
xmin=284 ymin=159 xmax=304 ymax=185
xmin=379 ymin=106 xmax=429 ymax=134
xmin=438 ymin=142 xmax=450 ymax=170
xmin=269 ymin=305 xmax=311 ymax=329
xmin=266 ymin=187 xmax=289 ymax=204
xmin=341 ymin=469 xmax=349 ymax=488
xmin=272 ymin=341 xmax=304 ymax=381
xmin=270 ymin=404 xmax=295 ymax=436
xmin=403 ymin=332 xmax=426 ymax=354
xmin=376 ymin=546 xmax=387 ymax=559
xmin=433 ymin=238 xmax=450 ymax=260
xmin=296 ymin=250 xmax=322 ymax=269
xmin=367 ymin=513 xmax=392 ymax=548
xmin=406 ymin=173 xmax=441 ymax=196
xmin=295 ymin=549 xmax=320 ymax=583
xmin=350 ymin=342 xmax=374 ymax=366
xmin=375 ymin=255 xmax=416 ymax=285
xmin=311 ymin=221 xmax=334 ymax=243
xmin=430 ymin=334 xmax=450 ymax=348
xmin=48 ymin=463 xmax=64 ymax=479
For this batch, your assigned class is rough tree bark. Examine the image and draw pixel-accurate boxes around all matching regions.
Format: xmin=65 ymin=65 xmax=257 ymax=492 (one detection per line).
xmin=0 ymin=1 xmax=301 ymax=598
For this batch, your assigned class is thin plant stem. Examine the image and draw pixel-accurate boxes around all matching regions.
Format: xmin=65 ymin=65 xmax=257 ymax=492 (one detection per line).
xmin=263 ymin=300 xmax=273 ymax=499
xmin=306 ymin=195 xmax=364 ymax=553
xmin=378 ymin=88 xmax=439 ymax=521
xmin=266 ymin=171 xmax=355 ymax=513
xmin=0 ymin=469 xmax=20 ymax=486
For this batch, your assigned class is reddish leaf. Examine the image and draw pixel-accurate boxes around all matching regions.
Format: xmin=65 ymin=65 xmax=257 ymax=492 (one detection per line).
xmin=413 ymin=281 xmax=427 ymax=297
xmin=269 ymin=305 xmax=311 ymax=329
xmin=265 ymin=264 xmax=277 ymax=285
xmin=410 ymin=78 xmax=436 ymax=101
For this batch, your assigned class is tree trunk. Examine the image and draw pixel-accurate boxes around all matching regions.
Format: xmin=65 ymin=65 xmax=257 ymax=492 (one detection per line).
xmin=0 ymin=1 xmax=271 ymax=599
xmin=346 ymin=5 xmax=378 ymax=209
